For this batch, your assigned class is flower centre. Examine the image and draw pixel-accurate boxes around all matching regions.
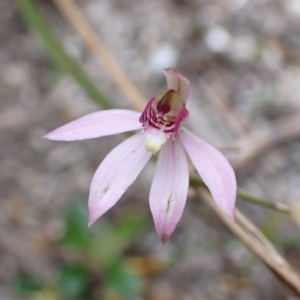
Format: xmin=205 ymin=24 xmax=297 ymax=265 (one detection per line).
xmin=140 ymin=90 xmax=182 ymax=134
xmin=139 ymin=90 xmax=189 ymax=154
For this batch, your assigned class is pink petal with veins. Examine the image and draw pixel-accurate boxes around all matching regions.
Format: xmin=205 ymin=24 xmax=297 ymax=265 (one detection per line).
xmin=139 ymin=97 xmax=155 ymax=123
xmin=180 ymin=129 xmax=236 ymax=219
xmin=150 ymin=138 xmax=189 ymax=243
xmin=88 ymin=133 xmax=152 ymax=225
xmin=162 ymin=68 xmax=190 ymax=104
xmin=43 ymin=109 xmax=142 ymax=141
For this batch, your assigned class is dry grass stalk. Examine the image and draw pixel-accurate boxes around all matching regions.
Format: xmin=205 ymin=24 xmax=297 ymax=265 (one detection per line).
xmin=233 ymin=112 xmax=300 ymax=177
xmin=52 ymin=0 xmax=146 ymax=112
xmin=199 ymin=188 xmax=300 ymax=295
xmin=200 ymin=80 xmax=250 ymax=136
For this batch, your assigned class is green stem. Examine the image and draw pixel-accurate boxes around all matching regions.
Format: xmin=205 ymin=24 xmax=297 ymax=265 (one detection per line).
xmin=190 ymin=175 xmax=290 ymax=214
xmin=14 ymin=0 xmax=111 ymax=109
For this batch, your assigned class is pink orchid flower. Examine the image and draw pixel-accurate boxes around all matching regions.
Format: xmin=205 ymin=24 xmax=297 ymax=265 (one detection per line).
xmin=44 ymin=68 xmax=236 ymax=243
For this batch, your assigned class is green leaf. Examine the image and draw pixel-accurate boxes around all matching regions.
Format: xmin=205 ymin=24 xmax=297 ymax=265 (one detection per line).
xmin=16 ymin=275 xmax=42 ymax=294
xmin=58 ymin=265 xmax=89 ymax=299
xmin=103 ymin=260 xmax=142 ymax=299
xmin=116 ymin=212 xmax=145 ymax=241
xmin=61 ymin=202 xmax=92 ymax=251
xmin=13 ymin=0 xmax=112 ymax=109
xmin=91 ymin=212 xmax=145 ymax=266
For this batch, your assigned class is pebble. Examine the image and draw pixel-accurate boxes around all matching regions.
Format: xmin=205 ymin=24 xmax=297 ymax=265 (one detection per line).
xmin=0 ymin=62 xmax=31 ymax=90
xmin=148 ymin=44 xmax=179 ymax=74
xmin=227 ymin=0 xmax=249 ymax=11
xmin=229 ymin=35 xmax=257 ymax=62
xmin=284 ymin=0 xmax=300 ymax=18
xmin=204 ymin=26 xmax=232 ymax=54
xmin=261 ymin=40 xmax=283 ymax=70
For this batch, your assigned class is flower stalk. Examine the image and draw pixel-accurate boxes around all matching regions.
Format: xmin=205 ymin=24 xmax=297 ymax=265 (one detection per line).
xmin=190 ymin=175 xmax=290 ymax=214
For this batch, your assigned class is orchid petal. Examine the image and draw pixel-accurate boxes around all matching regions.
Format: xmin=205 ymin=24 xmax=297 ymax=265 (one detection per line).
xmin=88 ymin=133 xmax=152 ymax=225
xmin=43 ymin=109 xmax=142 ymax=141
xmin=150 ymin=138 xmax=189 ymax=243
xmin=162 ymin=68 xmax=190 ymax=104
xmin=180 ymin=129 xmax=236 ymax=219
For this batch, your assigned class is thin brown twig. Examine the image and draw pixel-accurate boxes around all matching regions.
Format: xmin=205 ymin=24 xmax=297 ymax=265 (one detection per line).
xmin=52 ymin=0 xmax=146 ymax=112
xmin=233 ymin=112 xmax=300 ymax=177
xmin=237 ymin=189 xmax=290 ymax=214
xmin=199 ymin=188 xmax=300 ymax=295
xmin=190 ymin=175 xmax=290 ymax=214
xmin=200 ymin=79 xmax=250 ymax=137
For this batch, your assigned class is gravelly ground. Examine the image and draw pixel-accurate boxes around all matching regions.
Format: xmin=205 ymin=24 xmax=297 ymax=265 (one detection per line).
xmin=1 ymin=0 xmax=300 ymax=299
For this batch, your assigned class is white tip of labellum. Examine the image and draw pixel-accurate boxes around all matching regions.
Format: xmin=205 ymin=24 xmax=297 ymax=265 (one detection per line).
xmin=144 ymin=128 xmax=168 ymax=154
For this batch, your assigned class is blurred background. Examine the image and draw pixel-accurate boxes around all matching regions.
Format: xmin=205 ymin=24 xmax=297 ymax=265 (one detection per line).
xmin=1 ymin=0 xmax=300 ymax=299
